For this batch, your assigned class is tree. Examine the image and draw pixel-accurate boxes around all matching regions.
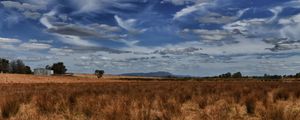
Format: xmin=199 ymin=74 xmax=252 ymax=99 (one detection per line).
xmin=9 ymin=60 xmax=16 ymax=73
xmin=263 ymin=74 xmax=282 ymax=80
xmin=0 ymin=58 xmax=9 ymax=73
xmin=219 ymin=72 xmax=232 ymax=78
xmin=45 ymin=65 xmax=52 ymax=70
xmin=16 ymin=60 xmax=26 ymax=73
xmin=232 ymin=72 xmax=242 ymax=78
xmin=295 ymin=72 xmax=300 ymax=78
xmin=25 ymin=66 xmax=32 ymax=74
xmin=50 ymin=62 xmax=67 ymax=74
xmin=10 ymin=59 xmax=26 ymax=74
xmin=95 ymin=70 xmax=104 ymax=78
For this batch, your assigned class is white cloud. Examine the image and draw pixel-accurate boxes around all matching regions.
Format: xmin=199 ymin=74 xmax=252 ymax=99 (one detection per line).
xmin=1 ymin=1 xmax=45 ymax=11
xmin=0 ymin=37 xmax=21 ymax=43
xmin=23 ymin=11 xmax=41 ymax=20
xmin=114 ymin=15 xmax=146 ymax=33
xmin=0 ymin=44 xmax=18 ymax=51
xmin=70 ymin=0 xmax=139 ymax=14
xmin=173 ymin=3 xmax=210 ymax=20
xmin=201 ymin=38 xmax=272 ymax=55
xmin=40 ymin=10 xmax=97 ymax=47
xmin=279 ymin=14 xmax=300 ymax=41
xmin=49 ymin=48 xmax=74 ymax=56
xmin=182 ymin=29 xmax=231 ymax=41
xmin=268 ymin=6 xmax=283 ymax=23
xmin=283 ymin=1 xmax=300 ymax=8
xmin=223 ymin=18 xmax=267 ymax=35
xmin=90 ymin=24 xmax=121 ymax=32
xmin=162 ymin=0 xmax=208 ymax=5
xmin=16 ymin=56 xmax=53 ymax=62
xmin=73 ymin=0 xmax=102 ymax=13
xmin=59 ymin=35 xmax=97 ymax=47
xmin=194 ymin=29 xmax=229 ymax=41
xmin=173 ymin=1 xmax=248 ymax=21
xmin=40 ymin=10 xmax=57 ymax=29
xmin=198 ymin=13 xmax=235 ymax=24
xmin=40 ymin=10 xmax=125 ymax=47
xmin=279 ymin=14 xmax=300 ymax=25
xmin=19 ymin=42 xmax=51 ymax=50
xmin=197 ymin=8 xmax=249 ymax=24
xmin=153 ymin=47 xmax=202 ymax=55
xmin=0 ymin=37 xmax=53 ymax=51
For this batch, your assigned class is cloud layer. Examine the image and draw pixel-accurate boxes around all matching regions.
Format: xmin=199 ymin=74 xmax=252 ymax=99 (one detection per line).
xmin=1 ymin=0 xmax=300 ymax=76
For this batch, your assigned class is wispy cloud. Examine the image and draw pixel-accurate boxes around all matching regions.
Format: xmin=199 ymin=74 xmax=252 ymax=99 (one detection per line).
xmin=114 ymin=15 xmax=146 ymax=34
xmin=1 ymin=0 xmax=300 ymax=75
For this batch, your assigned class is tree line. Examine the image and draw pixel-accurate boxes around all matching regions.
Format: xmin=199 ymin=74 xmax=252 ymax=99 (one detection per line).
xmin=0 ymin=58 xmax=105 ymax=78
xmin=218 ymin=72 xmax=242 ymax=78
xmin=0 ymin=58 xmax=32 ymax=74
xmin=216 ymin=72 xmax=300 ymax=79
xmin=0 ymin=58 xmax=69 ymax=75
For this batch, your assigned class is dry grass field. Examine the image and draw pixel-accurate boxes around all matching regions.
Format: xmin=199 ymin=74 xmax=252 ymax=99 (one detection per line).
xmin=0 ymin=74 xmax=299 ymax=120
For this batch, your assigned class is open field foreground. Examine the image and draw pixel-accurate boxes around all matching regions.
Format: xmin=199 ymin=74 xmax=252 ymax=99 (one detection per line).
xmin=0 ymin=75 xmax=299 ymax=120
xmin=0 ymin=74 xmax=133 ymax=83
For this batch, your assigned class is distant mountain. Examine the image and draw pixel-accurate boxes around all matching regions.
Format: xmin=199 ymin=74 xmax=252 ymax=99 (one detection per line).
xmin=120 ymin=71 xmax=174 ymax=77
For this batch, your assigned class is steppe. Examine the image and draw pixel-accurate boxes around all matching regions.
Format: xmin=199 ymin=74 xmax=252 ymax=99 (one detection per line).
xmin=0 ymin=74 xmax=299 ymax=120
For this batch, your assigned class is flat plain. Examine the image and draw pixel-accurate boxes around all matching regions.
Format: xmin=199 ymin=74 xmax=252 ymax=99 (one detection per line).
xmin=0 ymin=74 xmax=299 ymax=120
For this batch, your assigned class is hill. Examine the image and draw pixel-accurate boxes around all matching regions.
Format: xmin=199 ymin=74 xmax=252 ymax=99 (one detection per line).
xmin=120 ymin=71 xmax=173 ymax=77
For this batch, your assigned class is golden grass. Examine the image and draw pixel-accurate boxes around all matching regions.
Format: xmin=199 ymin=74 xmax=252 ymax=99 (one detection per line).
xmin=0 ymin=74 xmax=298 ymax=119
xmin=0 ymin=74 xmax=129 ymax=83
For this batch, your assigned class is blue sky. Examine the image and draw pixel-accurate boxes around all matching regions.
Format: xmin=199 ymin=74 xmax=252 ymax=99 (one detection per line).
xmin=1 ymin=0 xmax=300 ymax=76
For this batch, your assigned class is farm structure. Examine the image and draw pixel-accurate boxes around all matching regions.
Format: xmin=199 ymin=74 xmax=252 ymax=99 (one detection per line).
xmin=34 ymin=68 xmax=53 ymax=76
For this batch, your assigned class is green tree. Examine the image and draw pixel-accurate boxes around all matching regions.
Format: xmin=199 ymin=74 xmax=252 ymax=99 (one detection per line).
xmin=25 ymin=66 xmax=32 ymax=74
xmin=0 ymin=58 xmax=9 ymax=73
xmin=50 ymin=62 xmax=67 ymax=74
xmin=10 ymin=60 xmax=26 ymax=74
xmin=219 ymin=72 xmax=232 ymax=78
xmin=295 ymin=72 xmax=300 ymax=78
xmin=95 ymin=70 xmax=104 ymax=78
xmin=232 ymin=72 xmax=242 ymax=78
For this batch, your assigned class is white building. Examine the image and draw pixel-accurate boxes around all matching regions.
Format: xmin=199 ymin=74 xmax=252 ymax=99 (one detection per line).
xmin=34 ymin=68 xmax=53 ymax=76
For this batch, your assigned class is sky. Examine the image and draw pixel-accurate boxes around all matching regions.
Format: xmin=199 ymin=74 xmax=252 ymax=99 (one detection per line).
xmin=1 ymin=0 xmax=300 ymax=76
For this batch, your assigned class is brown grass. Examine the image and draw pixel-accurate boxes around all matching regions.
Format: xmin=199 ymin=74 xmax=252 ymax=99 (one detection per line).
xmin=0 ymin=75 xmax=298 ymax=119
xmin=1 ymin=98 xmax=20 ymax=119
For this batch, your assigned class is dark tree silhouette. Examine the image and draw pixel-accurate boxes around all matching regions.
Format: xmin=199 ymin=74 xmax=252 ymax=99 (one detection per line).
xmin=219 ymin=72 xmax=232 ymax=78
xmin=232 ymin=72 xmax=242 ymax=78
xmin=0 ymin=58 xmax=9 ymax=73
xmin=10 ymin=59 xmax=26 ymax=74
xmin=25 ymin=66 xmax=32 ymax=74
xmin=295 ymin=72 xmax=300 ymax=78
xmin=45 ymin=65 xmax=52 ymax=70
xmin=263 ymin=74 xmax=282 ymax=80
xmin=95 ymin=70 xmax=104 ymax=78
xmin=50 ymin=62 xmax=67 ymax=74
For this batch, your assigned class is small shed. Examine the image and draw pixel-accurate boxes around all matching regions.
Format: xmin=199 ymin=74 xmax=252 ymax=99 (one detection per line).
xmin=34 ymin=68 xmax=53 ymax=76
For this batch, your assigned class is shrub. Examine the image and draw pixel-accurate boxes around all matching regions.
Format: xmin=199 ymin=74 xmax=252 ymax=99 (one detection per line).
xmin=245 ymin=97 xmax=256 ymax=114
xmin=36 ymin=93 xmax=63 ymax=114
xmin=232 ymin=90 xmax=242 ymax=103
xmin=273 ymin=89 xmax=289 ymax=102
xmin=1 ymin=99 xmax=20 ymax=119
xmin=262 ymin=106 xmax=285 ymax=120
xmin=198 ymin=97 xmax=208 ymax=109
xmin=68 ymin=93 xmax=77 ymax=111
xmin=294 ymin=90 xmax=300 ymax=99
